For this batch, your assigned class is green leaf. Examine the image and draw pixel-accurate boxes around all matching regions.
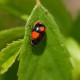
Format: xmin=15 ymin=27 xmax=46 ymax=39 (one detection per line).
xmin=65 ymin=38 xmax=80 ymax=80
xmin=0 ymin=40 xmax=22 ymax=74
xmin=18 ymin=1 xmax=72 ymax=80
xmin=0 ymin=27 xmax=24 ymax=50
xmin=0 ymin=61 xmax=19 ymax=80
xmin=0 ymin=3 xmax=28 ymax=20
xmin=0 ymin=9 xmax=26 ymax=30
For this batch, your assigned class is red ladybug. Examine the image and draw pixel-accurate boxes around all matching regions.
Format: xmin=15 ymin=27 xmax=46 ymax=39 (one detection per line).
xmin=31 ymin=21 xmax=46 ymax=46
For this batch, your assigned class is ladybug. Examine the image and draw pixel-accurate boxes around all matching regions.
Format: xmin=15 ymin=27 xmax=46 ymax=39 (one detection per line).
xmin=31 ymin=21 xmax=46 ymax=46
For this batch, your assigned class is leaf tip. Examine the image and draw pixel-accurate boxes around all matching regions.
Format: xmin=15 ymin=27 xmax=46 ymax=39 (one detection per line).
xmin=36 ymin=0 xmax=41 ymax=6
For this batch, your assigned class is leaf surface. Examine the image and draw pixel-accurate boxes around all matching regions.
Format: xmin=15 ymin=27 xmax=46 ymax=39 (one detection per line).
xmin=65 ymin=38 xmax=80 ymax=80
xmin=0 ymin=40 xmax=22 ymax=74
xmin=18 ymin=1 xmax=72 ymax=80
xmin=0 ymin=27 xmax=24 ymax=50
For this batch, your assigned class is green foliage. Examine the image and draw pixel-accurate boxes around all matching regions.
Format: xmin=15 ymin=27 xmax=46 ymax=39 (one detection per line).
xmin=65 ymin=38 xmax=80 ymax=80
xmin=41 ymin=0 xmax=73 ymax=35
xmin=0 ymin=11 xmax=25 ymax=30
xmin=0 ymin=61 xmax=19 ymax=80
xmin=0 ymin=27 xmax=24 ymax=50
xmin=0 ymin=0 xmax=73 ymax=35
xmin=0 ymin=0 xmax=80 ymax=80
xmin=0 ymin=3 xmax=26 ymax=30
xmin=0 ymin=3 xmax=28 ymax=20
xmin=0 ymin=40 xmax=22 ymax=74
xmin=18 ymin=2 xmax=72 ymax=80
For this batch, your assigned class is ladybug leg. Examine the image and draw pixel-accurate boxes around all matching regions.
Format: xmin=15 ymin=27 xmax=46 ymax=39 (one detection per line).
xmin=29 ymin=25 xmax=31 ymax=27
xmin=28 ymin=25 xmax=33 ymax=30
xmin=26 ymin=24 xmax=33 ymax=31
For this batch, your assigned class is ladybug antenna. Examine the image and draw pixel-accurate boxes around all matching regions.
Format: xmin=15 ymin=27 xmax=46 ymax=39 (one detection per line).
xmin=36 ymin=0 xmax=41 ymax=5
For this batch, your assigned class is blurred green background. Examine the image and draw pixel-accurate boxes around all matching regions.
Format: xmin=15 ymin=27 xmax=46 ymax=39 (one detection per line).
xmin=0 ymin=0 xmax=80 ymax=42
xmin=0 ymin=0 xmax=80 ymax=80
xmin=0 ymin=0 xmax=72 ymax=33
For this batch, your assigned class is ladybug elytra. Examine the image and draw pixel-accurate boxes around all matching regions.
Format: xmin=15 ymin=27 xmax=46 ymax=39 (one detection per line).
xmin=31 ymin=21 xmax=46 ymax=46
